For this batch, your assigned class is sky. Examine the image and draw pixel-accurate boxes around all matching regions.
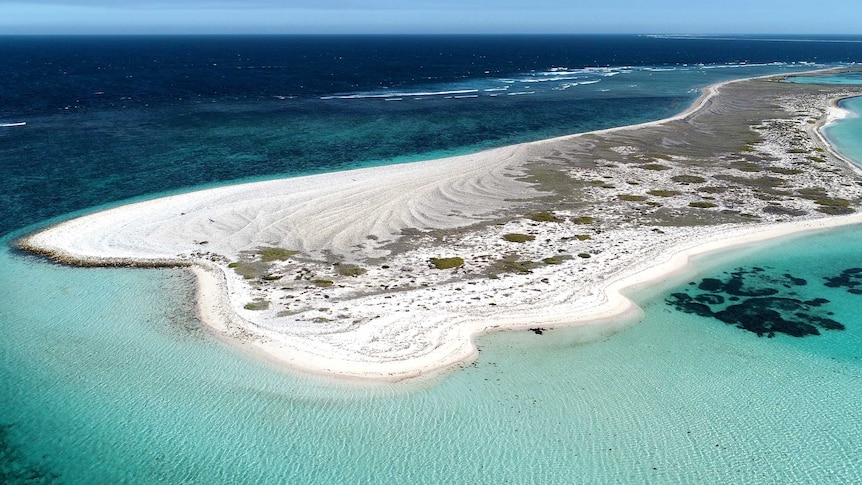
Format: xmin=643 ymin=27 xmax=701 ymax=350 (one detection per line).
xmin=0 ymin=0 xmax=859 ymax=35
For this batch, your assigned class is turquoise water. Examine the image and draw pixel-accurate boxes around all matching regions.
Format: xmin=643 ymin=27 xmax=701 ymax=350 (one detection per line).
xmin=3 ymin=224 xmax=862 ymax=483
xmin=825 ymin=96 xmax=862 ymax=168
xmin=787 ymin=71 xmax=862 ymax=85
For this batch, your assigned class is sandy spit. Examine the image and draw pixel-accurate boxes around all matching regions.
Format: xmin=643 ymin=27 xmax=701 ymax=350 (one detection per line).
xmin=19 ymin=70 xmax=862 ymax=382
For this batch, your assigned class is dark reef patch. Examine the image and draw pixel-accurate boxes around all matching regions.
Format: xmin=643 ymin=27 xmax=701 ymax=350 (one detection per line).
xmin=824 ymin=267 xmax=862 ymax=294
xmin=0 ymin=423 xmax=60 ymax=484
xmin=666 ymin=266 xmax=846 ymax=338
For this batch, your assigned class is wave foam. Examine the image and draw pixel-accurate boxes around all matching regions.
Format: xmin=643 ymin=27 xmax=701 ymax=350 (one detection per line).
xmin=321 ymin=89 xmax=479 ymax=100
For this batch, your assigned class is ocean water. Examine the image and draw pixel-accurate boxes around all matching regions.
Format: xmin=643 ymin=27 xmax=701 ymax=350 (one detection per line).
xmin=2 ymin=35 xmax=862 ymax=483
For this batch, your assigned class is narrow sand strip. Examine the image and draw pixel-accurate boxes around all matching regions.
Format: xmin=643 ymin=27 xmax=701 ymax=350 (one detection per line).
xmin=19 ymin=69 xmax=862 ymax=382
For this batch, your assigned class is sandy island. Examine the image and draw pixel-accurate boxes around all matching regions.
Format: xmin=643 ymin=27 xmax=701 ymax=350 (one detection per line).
xmin=19 ymin=68 xmax=862 ymax=382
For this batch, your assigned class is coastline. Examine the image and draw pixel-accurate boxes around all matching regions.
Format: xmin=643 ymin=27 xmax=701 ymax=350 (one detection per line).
xmin=192 ymin=213 xmax=862 ymax=382
xmin=18 ymin=68 xmax=862 ymax=382
xmin=817 ymin=96 xmax=862 ymax=177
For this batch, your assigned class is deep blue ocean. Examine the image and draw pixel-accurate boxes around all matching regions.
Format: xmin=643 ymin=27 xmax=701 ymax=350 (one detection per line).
xmin=3 ymin=34 xmax=862 ymax=235
xmin=2 ymin=35 xmax=862 ymax=483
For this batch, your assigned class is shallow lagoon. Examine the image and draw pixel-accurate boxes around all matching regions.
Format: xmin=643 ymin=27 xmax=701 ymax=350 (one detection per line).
xmin=3 ymin=218 xmax=862 ymax=483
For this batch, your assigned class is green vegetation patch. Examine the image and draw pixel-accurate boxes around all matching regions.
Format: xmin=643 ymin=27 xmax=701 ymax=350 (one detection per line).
xmin=527 ymin=211 xmax=564 ymax=223
xmin=311 ymin=279 xmax=334 ymax=287
xmin=641 ymin=163 xmax=671 ymax=171
xmin=576 ymin=234 xmax=591 ymax=241
xmin=796 ymin=187 xmax=827 ymax=199
xmin=813 ymin=198 xmax=855 ymax=214
xmin=571 ymin=216 xmax=595 ymax=224
xmin=672 ymin=175 xmax=707 ymax=184
xmin=244 ymin=299 xmax=270 ymax=311
xmin=618 ymin=194 xmax=647 ymax=202
xmin=698 ymin=186 xmax=729 ymax=194
xmin=731 ymin=162 xmax=763 ymax=173
xmin=430 ymin=257 xmax=465 ymax=269
xmin=689 ymin=201 xmax=718 ymax=209
xmin=503 ymin=233 xmax=536 ymax=243
xmin=262 ymin=274 xmax=283 ymax=281
xmin=647 ymin=190 xmax=682 ymax=197
xmin=487 ymin=254 xmax=540 ymax=275
xmin=814 ymin=197 xmax=851 ymax=208
xmin=543 ymin=255 xmax=573 ymax=265
xmin=577 ymin=253 xmax=592 ymax=259
xmin=715 ymin=175 xmax=786 ymax=190
xmin=500 ymin=259 xmax=538 ymax=273
xmin=768 ymin=167 xmax=804 ymax=175
xmin=258 ymin=247 xmax=299 ymax=262
xmin=229 ymin=262 xmax=265 ymax=280
xmin=337 ymin=264 xmax=367 ymax=277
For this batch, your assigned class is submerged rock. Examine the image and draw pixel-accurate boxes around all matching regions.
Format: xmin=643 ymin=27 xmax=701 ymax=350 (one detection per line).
xmin=666 ymin=266 xmax=846 ymax=338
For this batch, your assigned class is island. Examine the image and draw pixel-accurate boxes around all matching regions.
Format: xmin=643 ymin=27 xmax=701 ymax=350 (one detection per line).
xmin=19 ymin=69 xmax=862 ymax=381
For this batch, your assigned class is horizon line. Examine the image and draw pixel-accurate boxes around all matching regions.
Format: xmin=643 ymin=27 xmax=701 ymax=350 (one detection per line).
xmin=2 ymin=32 xmax=862 ymax=37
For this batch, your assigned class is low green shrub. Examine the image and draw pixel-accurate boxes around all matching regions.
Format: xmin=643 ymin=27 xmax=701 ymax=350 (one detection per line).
xmin=641 ymin=164 xmax=670 ymax=171
xmin=689 ymin=201 xmax=717 ymax=208
xmin=672 ymin=175 xmax=707 ymax=184
xmin=542 ymin=255 xmax=572 ymax=265
xmin=647 ymin=190 xmax=681 ymax=197
xmin=244 ymin=299 xmax=270 ymax=311
xmin=527 ymin=211 xmax=563 ymax=223
xmin=503 ymin=233 xmax=536 ymax=243
xmin=259 ymin=247 xmax=299 ymax=262
xmin=338 ymin=265 xmax=367 ymax=277
xmin=430 ymin=257 xmax=465 ymax=269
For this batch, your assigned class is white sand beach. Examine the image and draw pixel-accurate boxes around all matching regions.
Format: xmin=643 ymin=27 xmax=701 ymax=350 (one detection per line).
xmin=20 ymin=70 xmax=862 ymax=381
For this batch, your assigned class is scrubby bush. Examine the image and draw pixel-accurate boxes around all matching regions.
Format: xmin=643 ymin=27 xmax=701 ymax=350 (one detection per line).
xmin=689 ymin=201 xmax=717 ymax=209
xmin=503 ymin=233 xmax=536 ymax=243
xmin=641 ymin=164 xmax=670 ymax=171
xmin=647 ymin=190 xmax=681 ymax=197
xmin=672 ymin=175 xmax=707 ymax=184
xmin=542 ymin=255 xmax=572 ymax=265
xmin=527 ymin=211 xmax=563 ymax=223
xmin=338 ymin=265 xmax=367 ymax=277
xmin=244 ymin=299 xmax=270 ymax=311
xmin=430 ymin=257 xmax=465 ymax=269
xmin=259 ymin=247 xmax=298 ymax=262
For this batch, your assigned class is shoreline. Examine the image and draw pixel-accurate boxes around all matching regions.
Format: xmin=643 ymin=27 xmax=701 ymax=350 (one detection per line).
xmin=191 ymin=213 xmax=862 ymax=383
xmin=817 ymin=96 xmax=862 ymax=177
xmin=18 ymin=68 xmax=862 ymax=382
